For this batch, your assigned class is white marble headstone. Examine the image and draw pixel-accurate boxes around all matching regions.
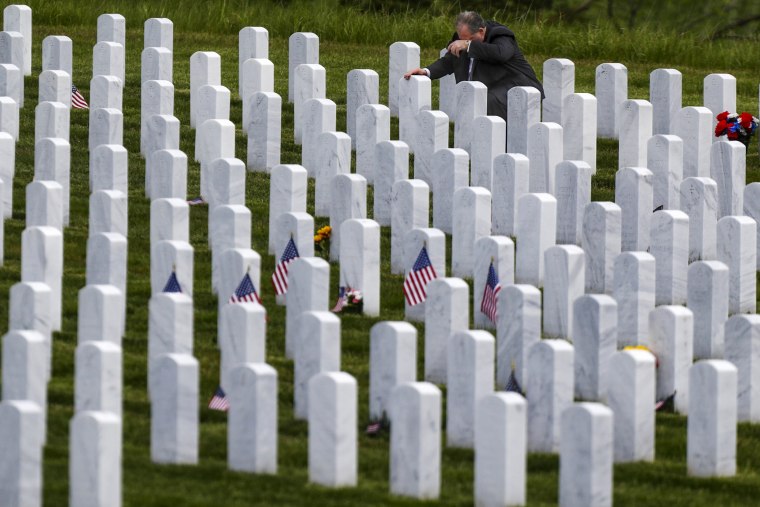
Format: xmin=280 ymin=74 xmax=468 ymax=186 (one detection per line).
xmin=246 ymin=91 xmax=281 ymax=172
xmin=288 ymin=32 xmax=319 ymax=103
xmin=286 ymin=259 xmax=329 ymax=359
xmin=515 ymin=193 xmax=557 ymax=287
xmin=687 ymin=360 xmax=737 ymax=477
xmin=389 ymin=382 xmax=441 ymax=499
xmin=346 ymin=69 xmax=379 ymax=148
xmin=373 ymin=140 xmax=408 ymax=226
xmin=607 ymin=349 xmax=655 ymax=463
xmin=388 ymin=41 xmax=419 ymax=116
xmin=527 ymin=121 xmax=563 ymax=194
xmin=413 ymin=109 xmax=447 ymax=186
xmin=559 ymin=403 xmax=614 ymax=506
xmin=295 ymin=312 xmax=341 ymax=420
xmin=189 ymin=51 xmax=220 ymax=128
xmin=649 ymin=305 xmax=693 ymax=413
xmin=356 ymin=103 xmax=390 ymax=184
xmin=672 ymin=106 xmax=712 ymax=178
xmin=542 ymin=58 xmax=574 ymax=123
xmin=97 ymin=14 xmax=126 ymax=51
xmin=451 ymin=186 xmax=491 ymax=278
xmin=716 ymin=215 xmax=757 ymax=314
xmin=595 ymin=62 xmax=627 ymax=138
xmin=562 ymin=92 xmax=597 ymax=173
xmin=424 ymin=278 xmax=468 ymax=384
xmin=680 ymin=176 xmax=718 ymax=261
xmin=339 ymin=218 xmax=379 ymax=314
xmin=150 ymin=353 xmax=199 ymax=464
xmin=227 ymin=363 xmax=277 ymax=474
xmin=474 ymin=393 xmax=527 ymax=507
xmin=3 ymin=5 xmax=31 ymax=75
xmin=650 ymin=68 xmax=682 ymax=135
xmin=391 ymin=179 xmax=428 ymax=275
xmin=615 ymin=167 xmax=653 ymax=251
xmin=369 ymin=321 xmax=416 ymax=421
xmin=648 ymin=134 xmax=683 ymax=210
xmin=688 ymin=260 xmax=729 ymax=359
xmin=431 ymin=147 xmax=468 ymax=234
xmin=527 ymin=339 xmax=574 ymax=453
xmin=507 ymin=85 xmax=541 ymax=156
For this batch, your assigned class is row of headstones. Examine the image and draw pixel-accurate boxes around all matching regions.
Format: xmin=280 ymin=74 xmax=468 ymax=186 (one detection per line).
xmin=0 ymin=7 xmax=134 ymax=505
xmin=133 ymin=303 xmax=756 ymax=506
xmin=3 ymin=233 xmax=758 ymax=504
xmin=2 ymin=7 xmax=756 ymax=504
xmin=4 ymin=3 xmax=756 ymax=386
xmin=271 ymin=232 xmax=759 ymax=421
xmin=99 ymin=16 xmax=760 ymax=266
xmin=261 ymin=152 xmax=758 ymax=322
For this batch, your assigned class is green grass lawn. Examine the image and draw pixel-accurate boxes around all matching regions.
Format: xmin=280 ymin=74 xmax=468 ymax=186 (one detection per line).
xmin=1 ymin=2 xmax=760 ymax=505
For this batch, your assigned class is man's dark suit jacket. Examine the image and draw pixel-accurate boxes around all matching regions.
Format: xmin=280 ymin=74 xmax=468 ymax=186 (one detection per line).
xmin=426 ymin=21 xmax=544 ymax=122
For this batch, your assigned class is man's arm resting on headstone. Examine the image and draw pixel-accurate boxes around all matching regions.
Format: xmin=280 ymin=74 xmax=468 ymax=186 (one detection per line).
xmin=426 ymin=51 xmax=456 ymax=80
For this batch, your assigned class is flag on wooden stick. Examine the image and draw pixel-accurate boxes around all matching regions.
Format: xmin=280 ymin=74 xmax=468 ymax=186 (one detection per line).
xmin=331 ymin=286 xmax=348 ymax=312
xmin=71 ymin=85 xmax=89 ymax=109
xmin=162 ymin=271 xmax=182 ymax=293
xmin=505 ymin=369 xmax=523 ymax=395
xmin=403 ymin=246 xmax=437 ymax=306
xmin=480 ymin=261 xmax=501 ymax=324
xmin=208 ymin=386 xmax=229 ymax=411
xmin=229 ymin=272 xmax=261 ymax=304
xmin=272 ymin=237 xmax=299 ymax=296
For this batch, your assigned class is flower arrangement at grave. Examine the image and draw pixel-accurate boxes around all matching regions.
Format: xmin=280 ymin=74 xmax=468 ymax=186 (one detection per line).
xmin=314 ymin=225 xmax=331 ymax=259
xmin=714 ymin=111 xmax=759 ymax=147
xmin=342 ymin=288 xmax=363 ymax=312
xmin=331 ymin=286 xmax=363 ymax=313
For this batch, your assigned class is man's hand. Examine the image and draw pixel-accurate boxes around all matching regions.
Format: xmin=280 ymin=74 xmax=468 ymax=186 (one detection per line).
xmin=447 ymin=39 xmax=469 ymax=57
xmin=403 ymin=68 xmax=426 ymax=80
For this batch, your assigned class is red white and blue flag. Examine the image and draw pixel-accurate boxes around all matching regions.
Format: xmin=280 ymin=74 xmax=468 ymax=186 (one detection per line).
xmin=162 ymin=271 xmax=182 ymax=293
xmin=331 ymin=286 xmax=348 ymax=312
xmin=71 ymin=85 xmax=89 ymax=109
xmin=403 ymin=246 xmax=437 ymax=306
xmin=229 ymin=272 xmax=261 ymax=304
xmin=208 ymin=386 xmax=229 ymax=411
xmin=505 ymin=369 xmax=523 ymax=395
xmin=272 ymin=238 xmax=299 ymax=296
xmin=480 ymin=262 xmax=502 ymax=324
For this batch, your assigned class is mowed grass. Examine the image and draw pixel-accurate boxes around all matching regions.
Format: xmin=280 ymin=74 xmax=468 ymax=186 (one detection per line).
xmin=0 ymin=4 xmax=759 ymax=505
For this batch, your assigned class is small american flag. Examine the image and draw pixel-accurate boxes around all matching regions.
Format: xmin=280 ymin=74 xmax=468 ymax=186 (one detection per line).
xmin=505 ymin=369 xmax=523 ymax=395
xmin=480 ymin=262 xmax=502 ymax=324
xmin=229 ymin=272 xmax=261 ymax=304
xmin=162 ymin=271 xmax=182 ymax=293
xmin=208 ymin=386 xmax=230 ymax=411
xmin=71 ymin=85 xmax=89 ymax=109
xmin=655 ymin=390 xmax=676 ymax=411
xmin=365 ymin=421 xmax=382 ymax=435
xmin=403 ymin=246 xmax=437 ymax=306
xmin=271 ymin=238 xmax=299 ymax=296
xmin=331 ymin=286 xmax=347 ymax=312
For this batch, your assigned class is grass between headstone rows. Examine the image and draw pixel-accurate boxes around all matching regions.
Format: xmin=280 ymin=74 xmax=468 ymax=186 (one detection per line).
xmin=0 ymin=10 xmax=759 ymax=506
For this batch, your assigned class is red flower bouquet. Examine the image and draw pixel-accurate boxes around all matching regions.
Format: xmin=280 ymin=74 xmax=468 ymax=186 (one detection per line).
xmin=715 ymin=111 xmax=759 ymax=147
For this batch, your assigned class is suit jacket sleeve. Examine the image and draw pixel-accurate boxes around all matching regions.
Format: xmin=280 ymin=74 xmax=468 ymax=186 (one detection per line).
xmin=426 ymin=50 xmax=456 ymax=80
xmin=467 ymin=34 xmax=517 ymax=63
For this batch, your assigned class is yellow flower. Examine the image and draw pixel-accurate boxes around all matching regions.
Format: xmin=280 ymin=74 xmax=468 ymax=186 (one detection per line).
xmin=314 ymin=234 xmax=322 ymax=242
